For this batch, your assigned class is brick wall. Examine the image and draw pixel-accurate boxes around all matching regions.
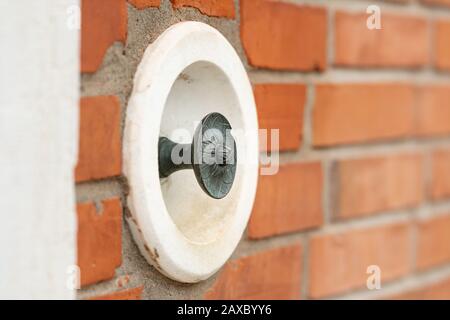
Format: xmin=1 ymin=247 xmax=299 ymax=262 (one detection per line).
xmin=77 ymin=0 xmax=450 ymax=299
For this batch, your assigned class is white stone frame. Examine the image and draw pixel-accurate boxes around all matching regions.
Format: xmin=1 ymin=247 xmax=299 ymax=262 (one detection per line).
xmin=124 ymin=22 xmax=259 ymax=283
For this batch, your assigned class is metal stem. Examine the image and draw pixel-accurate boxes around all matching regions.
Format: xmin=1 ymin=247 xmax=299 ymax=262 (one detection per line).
xmin=158 ymin=137 xmax=193 ymax=178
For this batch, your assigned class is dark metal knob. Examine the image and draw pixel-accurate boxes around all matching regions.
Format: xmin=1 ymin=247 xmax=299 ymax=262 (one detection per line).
xmin=158 ymin=112 xmax=237 ymax=199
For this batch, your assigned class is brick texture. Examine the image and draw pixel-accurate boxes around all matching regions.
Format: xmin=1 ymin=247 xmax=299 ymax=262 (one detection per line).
xmin=205 ymin=245 xmax=302 ymax=299
xmin=77 ymin=198 xmax=122 ymax=287
xmin=171 ymin=0 xmax=235 ymax=18
xmin=333 ymin=154 xmax=424 ymax=219
xmin=248 ymin=163 xmax=323 ymax=239
xmin=335 ymin=11 xmax=428 ymax=68
xmin=75 ymin=96 xmax=122 ymax=182
xmin=431 ymin=149 xmax=450 ymax=200
xmin=434 ymin=20 xmax=450 ymax=71
xmin=416 ymin=85 xmax=450 ymax=137
xmin=313 ymin=84 xmax=415 ymax=146
xmin=90 ymin=286 xmax=144 ymax=300
xmin=76 ymin=0 xmax=450 ymax=301
xmin=417 ymin=214 xmax=450 ymax=270
xmin=240 ymin=0 xmax=327 ymax=71
xmin=309 ymin=223 xmax=412 ymax=298
xmin=81 ymin=0 xmax=127 ymax=73
xmin=254 ymin=84 xmax=306 ymax=151
xmin=422 ymin=0 xmax=450 ymax=7
xmin=128 ymin=0 xmax=160 ymax=9
xmin=390 ymin=277 xmax=450 ymax=300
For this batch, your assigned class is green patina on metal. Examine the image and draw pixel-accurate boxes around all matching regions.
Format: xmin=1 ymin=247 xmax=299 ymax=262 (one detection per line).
xmin=158 ymin=112 xmax=237 ymax=199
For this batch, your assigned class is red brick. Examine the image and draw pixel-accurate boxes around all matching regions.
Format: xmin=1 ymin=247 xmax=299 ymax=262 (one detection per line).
xmin=417 ymin=214 xmax=450 ymax=270
xmin=421 ymin=0 xmax=450 ymax=8
xmin=335 ymin=11 xmax=428 ymax=68
xmin=128 ymin=0 xmax=160 ymax=9
xmin=434 ymin=20 xmax=450 ymax=71
xmin=431 ymin=149 xmax=450 ymax=200
xmin=205 ymin=245 xmax=302 ymax=299
xmin=334 ymin=154 xmax=424 ymax=219
xmin=416 ymin=85 xmax=450 ymax=137
xmin=313 ymin=83 xmax=415 ymax=146
xmin=248 ymin=162 xmax=323 ymax=239
xmin=254 ymin=84 xmax=306 ymax=152
xmin=390 ymin=277 xmax=450 ymax=300
xmin=77 ymin=198 xmax=122 ymax=287
xmin=171 ymin=0 xmax=235 ymax=18
xmin=240 ymin=0 xmax=327 ymax=71
xmin=76 ymin=96 xmax=122 ymax=182
xmin=81 ymin=0 xmax=127 ymax=73
xmin=90 ymin=286 xmax=144 ymax=300
xmin=309 ymin=223 xmax=412 ymax=298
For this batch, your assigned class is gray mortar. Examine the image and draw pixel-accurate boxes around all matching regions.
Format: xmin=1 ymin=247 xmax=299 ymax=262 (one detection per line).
xmin=77 ymin=0 xmax=450 ymax=300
